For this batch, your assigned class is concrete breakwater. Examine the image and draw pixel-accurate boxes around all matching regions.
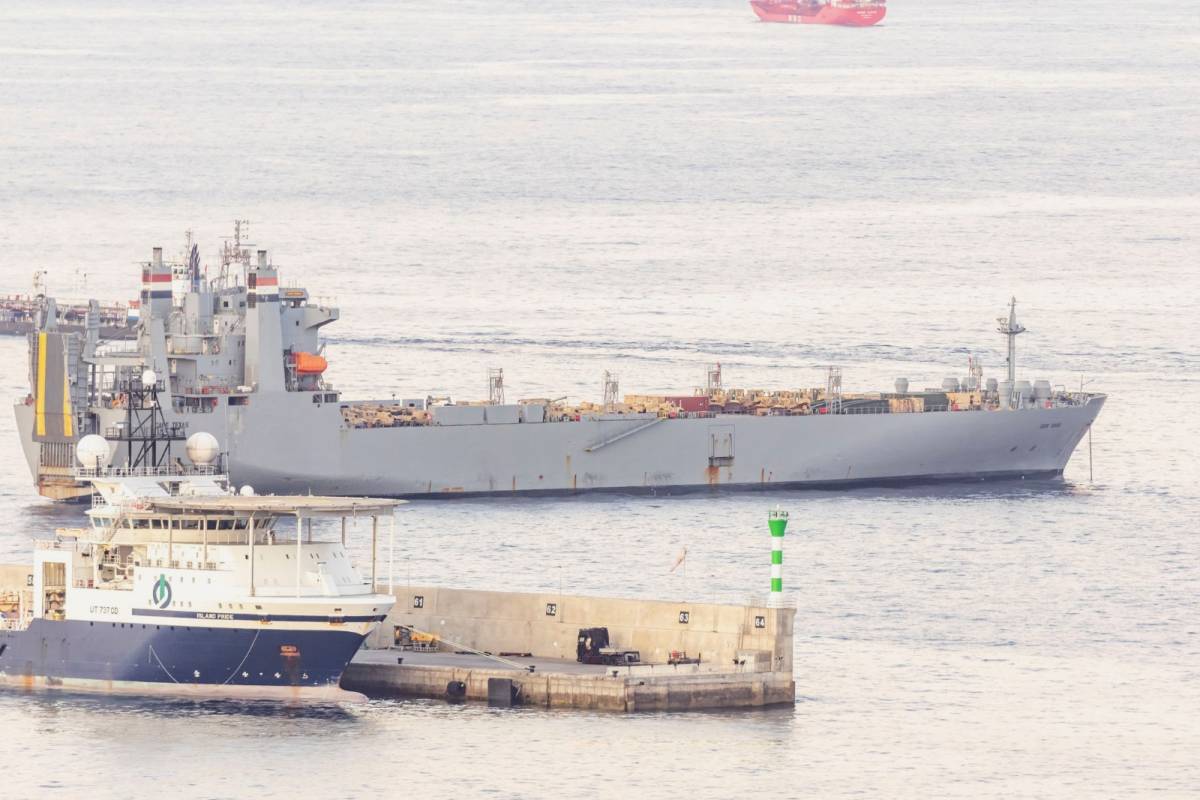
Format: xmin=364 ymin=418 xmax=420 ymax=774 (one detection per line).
xmin=347 ymin=585 xmax=796 ymax=712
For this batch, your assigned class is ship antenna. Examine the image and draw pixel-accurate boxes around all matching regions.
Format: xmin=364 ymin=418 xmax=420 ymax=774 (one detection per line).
xmin=184 ymin=229 xmax=200 ymax=292
xmin=218 ymin=219 xmax=252 ymax=288
xmin=996 ymin=296 xmax=1026 ymax=384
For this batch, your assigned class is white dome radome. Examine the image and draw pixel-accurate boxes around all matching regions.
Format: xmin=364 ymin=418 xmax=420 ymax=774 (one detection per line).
xmin=141 ymin=369 xmax=158 ymax=388
xmin=239 ymin=485 xmax=256 ymax=496
xmin=75 ymin=434 xmax=112 ymax=469
xmin=185 ymin=431 xmax=220 ymax=466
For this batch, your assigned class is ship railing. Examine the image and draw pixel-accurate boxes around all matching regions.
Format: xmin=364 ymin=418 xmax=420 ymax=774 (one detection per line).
xmin=36 ymin=538 xmax=85 ymax=551
xmin=0 ymin=617 xmax=27 ymax=632
xmin=139 ymin=558 xmax=222 ymax=571
xmin=101 ymin=421 xmax=187 ymax=440
xmin=310 ymin=294 xmax=338 ymax=309
xmin=76 ymin=464 xmax=222 ymax=479
xmin=93 ymin=342 xmax=141 ymax=357
xmin=836 ymin=406 xmax=890 ymax=415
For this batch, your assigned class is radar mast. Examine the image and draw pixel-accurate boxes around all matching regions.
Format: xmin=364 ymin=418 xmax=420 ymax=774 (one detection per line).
xmin=996 ymin=297 xmax=1026 ymax=384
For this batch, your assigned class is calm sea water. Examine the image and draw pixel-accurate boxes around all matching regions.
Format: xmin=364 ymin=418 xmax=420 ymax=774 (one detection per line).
xmin=1 ymin=1 xmax=1198 ymax=797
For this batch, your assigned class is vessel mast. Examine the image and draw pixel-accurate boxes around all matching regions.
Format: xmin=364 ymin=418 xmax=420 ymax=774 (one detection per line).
xmin=705 ymin=363 xmax=722 ymax=397
xmin=825 ymin=366 xmax=843 ymax=415
xmin=218 ymin=219 xmax=252 ymax=289
xmin=487 ymin=368 xmax=505 ymax=405
xmin=111 ymin=370 xmax=187 ymax=470
xmin=602 ymin=371 xmax=619 ymax=412
xmin=996 ymin=297 xmax=1026 ymax=384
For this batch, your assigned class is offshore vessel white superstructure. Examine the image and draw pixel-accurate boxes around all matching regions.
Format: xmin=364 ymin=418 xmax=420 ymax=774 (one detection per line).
xmin=0 ymin=438 xmax=398 ymax=699
xmin=14 ymin=226 xmax=1106 ymax=501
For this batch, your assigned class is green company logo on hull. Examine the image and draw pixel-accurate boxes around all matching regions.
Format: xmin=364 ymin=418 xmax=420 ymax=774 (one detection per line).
xmin=152 ymin=574 xmax=173 ymax=609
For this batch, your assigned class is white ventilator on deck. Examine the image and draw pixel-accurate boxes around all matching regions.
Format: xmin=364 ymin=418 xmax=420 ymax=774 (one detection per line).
xmin=767 ymin=508 xmax=788 ymax=608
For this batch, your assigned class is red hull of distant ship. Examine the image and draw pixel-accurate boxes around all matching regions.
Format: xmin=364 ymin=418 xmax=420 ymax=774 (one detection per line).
xmin=750 ymin=1 xmax=886 ymax=26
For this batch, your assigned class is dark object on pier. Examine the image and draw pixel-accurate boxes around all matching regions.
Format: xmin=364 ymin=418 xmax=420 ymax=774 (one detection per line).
xmin=576 ymin=627 xmax=610 ymax=663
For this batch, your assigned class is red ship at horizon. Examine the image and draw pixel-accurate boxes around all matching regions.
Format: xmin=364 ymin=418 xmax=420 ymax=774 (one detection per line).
xmin=749 ymin=0 xmax=887 ymax=26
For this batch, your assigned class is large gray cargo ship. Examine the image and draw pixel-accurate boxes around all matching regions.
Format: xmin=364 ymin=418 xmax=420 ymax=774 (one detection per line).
xmin=14 ymin=229 xmax=1105 ymax=501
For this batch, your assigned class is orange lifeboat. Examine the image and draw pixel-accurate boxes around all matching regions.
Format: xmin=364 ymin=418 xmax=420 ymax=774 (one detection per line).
xmin=292 ymin=352 xmax=328 ymax=374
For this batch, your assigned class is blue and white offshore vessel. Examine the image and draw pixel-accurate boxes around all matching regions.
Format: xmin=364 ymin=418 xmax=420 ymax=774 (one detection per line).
xmin=0 ymin=433 xmax=399 ymax=700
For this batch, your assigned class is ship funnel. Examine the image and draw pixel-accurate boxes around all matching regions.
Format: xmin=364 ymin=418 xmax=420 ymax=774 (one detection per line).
xmin=245 ymin=249 xmax=283 ymax=391
xmin=143 ymin=247 xmax=171 ymax=320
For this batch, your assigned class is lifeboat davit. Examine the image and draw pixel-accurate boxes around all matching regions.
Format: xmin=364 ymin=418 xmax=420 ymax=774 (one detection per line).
xmin=292 ymin=352 xmax=328 ymax=374
xmin=749 ymin=0 xmax=886 ymax=26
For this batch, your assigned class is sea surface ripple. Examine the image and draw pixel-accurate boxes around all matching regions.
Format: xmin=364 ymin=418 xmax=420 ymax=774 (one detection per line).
xmin=0 ymin=1 xmax=1197 ymax=797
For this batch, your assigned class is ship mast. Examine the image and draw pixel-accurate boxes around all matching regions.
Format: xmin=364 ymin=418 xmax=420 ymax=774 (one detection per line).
xmin=996 ymin=297 xmax=1026 ymax=384
xmin=705 ymin=363 xmax=722 ymax=397
xmin=217 ymin=219 xmax=252 ymax=289
xmin=487 ymin=368 xmax=505 ymax=405
xmin=602 ymin=371 xmax=619 ymax=412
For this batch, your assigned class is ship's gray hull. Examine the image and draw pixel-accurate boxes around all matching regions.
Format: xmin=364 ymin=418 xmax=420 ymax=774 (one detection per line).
xmin=224 ymin=393 xmax=1105 ymax=498
xmin=12 ymin=245 xmax=1106 ymax=503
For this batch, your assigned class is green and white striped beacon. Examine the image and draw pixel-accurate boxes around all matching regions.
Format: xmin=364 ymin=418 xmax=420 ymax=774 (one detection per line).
xmin=768 ymin=507 xmax=788 ymax=607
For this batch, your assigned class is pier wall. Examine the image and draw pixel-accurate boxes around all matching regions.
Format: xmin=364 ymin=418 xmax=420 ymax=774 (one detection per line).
xmin=345 ymin=656 xmax=796 ymax=712
xmin=368 ymin=585 xmax=795 ymax=673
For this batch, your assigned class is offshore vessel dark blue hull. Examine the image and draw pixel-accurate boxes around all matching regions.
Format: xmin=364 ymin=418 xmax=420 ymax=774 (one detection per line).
xmin=0 ymin=619 xmax=368 ymax=700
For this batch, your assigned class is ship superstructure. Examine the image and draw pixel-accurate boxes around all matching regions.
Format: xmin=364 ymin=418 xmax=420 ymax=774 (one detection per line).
xmin=14 ymin=227 xmax=1106 ymax=501
xmin=1 ymin=271 xmax=136 ymax=339
xmin=0 ymin=435 xmax=399 ymax=700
